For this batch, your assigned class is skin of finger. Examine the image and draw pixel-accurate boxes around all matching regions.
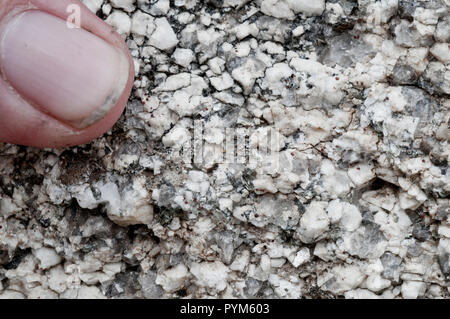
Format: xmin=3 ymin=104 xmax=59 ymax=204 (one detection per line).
xmin=0 ymin=0 xmax=134 ymax=148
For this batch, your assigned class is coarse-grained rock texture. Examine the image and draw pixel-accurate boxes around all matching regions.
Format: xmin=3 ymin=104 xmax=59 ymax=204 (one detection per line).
xmin=0 ymin=0 xmax=449 ymax=299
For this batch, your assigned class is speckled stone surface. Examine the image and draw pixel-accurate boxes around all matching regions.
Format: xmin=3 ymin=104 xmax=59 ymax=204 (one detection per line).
xmin=0 ymin=0 xmax=449 ymax=299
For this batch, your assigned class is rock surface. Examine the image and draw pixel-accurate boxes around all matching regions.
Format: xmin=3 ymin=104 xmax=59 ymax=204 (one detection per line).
xmin=0 ymin=0 xmax=449 ymax=299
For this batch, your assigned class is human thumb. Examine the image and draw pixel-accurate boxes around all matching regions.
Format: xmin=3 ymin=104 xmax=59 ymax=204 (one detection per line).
xmin=0 ymin=0 xmax=134 ymax=148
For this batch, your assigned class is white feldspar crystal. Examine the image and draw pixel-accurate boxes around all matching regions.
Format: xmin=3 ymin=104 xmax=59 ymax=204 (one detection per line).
xmin=264 ymin=63 xmax=293 ymax=95
xmin=430 ymin=43 xmax=450 ymax=64
xmin=230 ymin=250 xmax=250 ymax=272
xmin=210 ymin=73 xmax=234 ymax=91
xmin=105 ymin=10 xmax=132 ymax=37
xmin=190 ymin=261 xmax=230 ymax=291
xmin=298 ymin=201 xmax=330 ymax=243
xmin=401 ymin=281 xmax=427 ymax=299
xmin=185 ymin=171 xmax=210 ymax=196
xmin=149 ymin=18 xmax=179 ymax=51
xmin=173 ymin=48 xmax=195 ymax=68
xmin=155 ymin=264 xmax=190 ymax=293
xmin=269 ymin=274 xmax=303 ymax=298
xmin=233 ymin=22 xmax=259 ymax=40
xmin=292 ymin=25 xmax=305 ymax=37
xmin=327 ymin=200 xmax=362 ymax=232
xmin=33 ymin=247 xmax=62 ymax=270
xmin=313 ymin=242 xmax=334 ymax=262
xmin=362 ymin=189 xmax=397 ymax=211
xmin=131 ymin=11 xmax=155 ymax=37
xmin=290 ymin=248 xmax=311 ymax=267
xmin=47 ymin=266 xmax=69 ymax=294
xmin=81 ymin=0 xmax=103 ymax=12
xmin=319 ymin=265 xmax=366 ymax=295
xmin=208 ymin=57 xmax=226 ymax=74
xmin=102 ymin=3 xmax=112 ymax=15
xmin=348 ymin=164 xmax=375 ymax=186
xmin=0 ymin=197 xmax=20 ymax=218
xmin=76 ymin=286 xmax=107 ymax=299
xmin=156 ymin=73 xmax=191 ymax=91
xmin=0 ymin=290 xmax=26 ymax=299
xmin=435 ymin=18 xmax=450 ymax=42
xmin=345 ymin=289 xmax=380 ymax=299
xmin=110 ymin=0 xmax=136 ymax=12
xmin=75 ymin=178 xmax=153 ymax=227
xmin=231 ymin=58 xmax=265 ymax=94
xmin=147 ymin=0 xmax=170 ymax=15
xmin=162 ymin=125 xmax=191 ymax=147
xmin=286 ymin=0 xmax=325 ymax=16
xmin=365 ymin=274 xmax=391 ymax=293
xmin=261 ymin=0 xmax=325 ymax=20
